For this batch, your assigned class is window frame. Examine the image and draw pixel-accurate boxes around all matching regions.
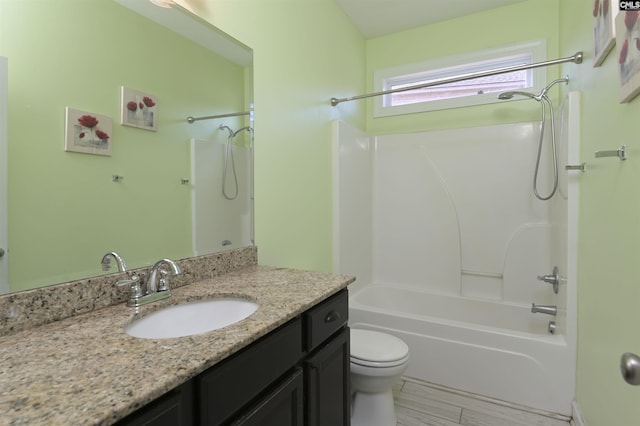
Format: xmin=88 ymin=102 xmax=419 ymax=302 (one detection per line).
xmin=373 ymin=39 xmax=547 ymax=117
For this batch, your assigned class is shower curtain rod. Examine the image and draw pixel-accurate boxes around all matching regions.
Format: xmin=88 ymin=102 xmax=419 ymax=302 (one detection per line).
xmin=187 ymin=111 xmax=251 ymax=123
xmin=330 ymin=51 xmax=583 ymax=106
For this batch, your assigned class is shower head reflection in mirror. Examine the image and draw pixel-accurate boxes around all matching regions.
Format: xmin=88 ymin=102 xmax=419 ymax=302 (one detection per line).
xmin=498 ymin=76 xmax=569 ymax=201
xmin=220 ymin=125 xmax=254 ymax=201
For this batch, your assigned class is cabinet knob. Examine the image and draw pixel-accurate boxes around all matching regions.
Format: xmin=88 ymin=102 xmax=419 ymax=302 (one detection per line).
xmin=0 ymin=248 xmax=4 ymax=258
xmin=324 ymin=311 xmax=341 ymax=323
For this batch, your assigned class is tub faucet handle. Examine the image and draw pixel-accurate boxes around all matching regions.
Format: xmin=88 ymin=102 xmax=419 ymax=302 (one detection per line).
xmin=537 ymin=266 xmax=559 ymax=294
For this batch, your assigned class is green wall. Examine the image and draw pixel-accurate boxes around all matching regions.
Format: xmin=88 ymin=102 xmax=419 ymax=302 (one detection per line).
xmin=560 ymin=1 xmax=640 ymax=425
xmin=183 ymin=0 xmax=367 ymax=272
xmin=1 ymin=0 xmax=247 ymax=291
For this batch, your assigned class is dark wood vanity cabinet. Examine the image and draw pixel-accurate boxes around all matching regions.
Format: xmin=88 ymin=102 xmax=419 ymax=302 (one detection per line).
xmin=198 ymin=317 xmax=303 ymax=425
xmin=115 ymin=381 xmax=194 ymax=426
xmin=303 ymin=289 xmax=350 ymax=426
xmin=304 ymin=328 xmax=350 ymax=426
xmin=116 ymin=289 xmax=349 ymax=426
xmin=231 ymin=368 xmax=304 ymax=425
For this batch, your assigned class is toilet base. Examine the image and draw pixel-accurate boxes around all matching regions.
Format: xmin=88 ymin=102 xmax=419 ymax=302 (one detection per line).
xmin=351 ymin=388 xmax=397 ymax=426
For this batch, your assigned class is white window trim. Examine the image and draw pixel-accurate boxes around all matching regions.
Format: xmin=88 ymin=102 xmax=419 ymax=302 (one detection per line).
xmin=373 ymin=39 xmax=547 ymax=117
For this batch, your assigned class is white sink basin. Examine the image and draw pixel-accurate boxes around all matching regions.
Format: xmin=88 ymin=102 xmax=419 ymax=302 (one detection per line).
xmin=125 ymin=297 xmax=258 ymax=339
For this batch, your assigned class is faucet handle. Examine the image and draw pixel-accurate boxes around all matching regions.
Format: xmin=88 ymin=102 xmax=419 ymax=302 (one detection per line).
xmin=536 ymin=266 xmax=560 ymax=294
xmin=116 ymin=275 xmax=142 ymax=301
xmin=157 ymin=269 xmax=170 ymax=292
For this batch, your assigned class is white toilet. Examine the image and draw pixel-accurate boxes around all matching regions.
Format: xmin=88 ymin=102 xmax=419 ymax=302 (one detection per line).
xmin=350 ymin=328 xmax=410 ymax=426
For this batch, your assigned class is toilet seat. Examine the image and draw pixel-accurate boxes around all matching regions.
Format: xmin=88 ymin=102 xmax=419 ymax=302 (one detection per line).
xmin=350 ymin=329 xmax=409 ymax=368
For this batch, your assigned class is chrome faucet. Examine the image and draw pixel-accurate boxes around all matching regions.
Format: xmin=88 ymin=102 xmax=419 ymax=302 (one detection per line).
xmin=116 ymin=258 xmax=181 ymax=307
xmin=531 ymin=303 xmax=557 ymax=316
xmin=101 ymin=251 xmax=127 ymax=272
xmin=145 ymin=258 xmax=182 ymax=294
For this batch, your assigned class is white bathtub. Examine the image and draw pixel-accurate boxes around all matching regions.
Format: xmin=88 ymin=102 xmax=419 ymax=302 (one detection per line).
xmin=349 ymin=285 xmax=574 ymax=415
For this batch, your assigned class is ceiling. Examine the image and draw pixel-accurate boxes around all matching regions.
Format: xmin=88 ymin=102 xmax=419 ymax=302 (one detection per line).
xmin=335 ymin=0 xmax=526 ymax=38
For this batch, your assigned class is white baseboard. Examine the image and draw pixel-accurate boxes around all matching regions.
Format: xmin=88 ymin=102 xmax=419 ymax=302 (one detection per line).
xmin=572 ymin=400 xmax=586 ymax=426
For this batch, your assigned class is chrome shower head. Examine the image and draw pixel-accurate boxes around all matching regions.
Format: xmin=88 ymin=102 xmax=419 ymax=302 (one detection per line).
xmin=232 ymin=126 xmax=253 ymax=137
xmin=219 ymin=124 xmax=234 ymax=137
xmin=498 ymin=76 xmax=569 ymax=101
xmin=540 ymin=76 xmax=569 ymax=97
xmin=497 ymin=91 xmax=538 ymax=100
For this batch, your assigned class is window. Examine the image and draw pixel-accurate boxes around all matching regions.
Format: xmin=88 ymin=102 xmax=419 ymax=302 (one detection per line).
xmin=373 ymin=40 xmax=547 ymax=117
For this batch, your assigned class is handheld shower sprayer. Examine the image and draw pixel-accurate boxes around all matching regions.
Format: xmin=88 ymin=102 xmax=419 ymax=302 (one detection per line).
xmin=540 ymin=77 xmax=570 ymax=97
xmin=221 ymin=124 xmax=253 ymax=138
xmin=219 ymin=124 xmax=234 ymax=137
xmin=497 ymin=76 xmax=569 ymax=201
xmin=497 ymin=77 xmax=569 ymax=101
xmin=233 ymin=126 xmax=253 ymax=137
xmin=497 ymin=91 xmax=537 ymax=100
xmin=219 ymin=124 xmax=254 ymax=201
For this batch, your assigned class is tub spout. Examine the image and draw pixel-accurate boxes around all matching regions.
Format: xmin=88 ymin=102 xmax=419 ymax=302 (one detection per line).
xmin=531 ymin=303 xmax=557 ymax=316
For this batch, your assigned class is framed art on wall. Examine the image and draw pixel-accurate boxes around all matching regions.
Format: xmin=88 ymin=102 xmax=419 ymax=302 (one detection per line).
xmin=120 ymin=86 xmax=158 ymax=131
xmin=593 ymin=0 xmax=616 ymax=66
xmin=64 ymin=107 xmax=112 ymax=156
xmin=616 ymin=10 xmax=640 ymax=102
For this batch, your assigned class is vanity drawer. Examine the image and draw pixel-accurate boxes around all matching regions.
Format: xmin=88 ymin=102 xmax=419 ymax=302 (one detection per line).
xmin=304 ymin=290 xmax=348 ymax=352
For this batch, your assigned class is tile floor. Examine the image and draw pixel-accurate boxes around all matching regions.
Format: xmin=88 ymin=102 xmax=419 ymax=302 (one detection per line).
xmin=393 ymin=377 xmax=572 ymax=426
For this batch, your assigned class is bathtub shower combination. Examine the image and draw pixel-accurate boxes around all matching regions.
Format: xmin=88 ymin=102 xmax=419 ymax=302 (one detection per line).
xmin=191 ymin=126 xmax=254 ymax=255
xmin=333 ymin=92 xmax=580 ymax=415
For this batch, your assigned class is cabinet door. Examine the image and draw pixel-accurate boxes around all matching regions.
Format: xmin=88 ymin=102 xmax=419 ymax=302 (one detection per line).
xmin=115 ymin=382 xmax=193 ymax=426
xmin=197 ymin=318 xmax=302 ymax=425
xmin=232 ymin=368 xmax=304 ymax=426
xmin=304 ymin=327 xmax=350 ymax=426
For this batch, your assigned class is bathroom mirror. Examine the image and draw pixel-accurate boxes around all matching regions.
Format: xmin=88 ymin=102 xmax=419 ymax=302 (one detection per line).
xmin=0 ymin=0 xmax=254 ymax=293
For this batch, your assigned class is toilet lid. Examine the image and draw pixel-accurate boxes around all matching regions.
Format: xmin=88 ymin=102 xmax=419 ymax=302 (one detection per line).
xmin=350 ymin=329 xmax=409 ymax=365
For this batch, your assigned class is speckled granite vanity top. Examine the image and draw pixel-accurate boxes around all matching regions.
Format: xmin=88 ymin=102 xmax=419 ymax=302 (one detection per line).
xmin=0 ymin=265 xmax=354 ymax=425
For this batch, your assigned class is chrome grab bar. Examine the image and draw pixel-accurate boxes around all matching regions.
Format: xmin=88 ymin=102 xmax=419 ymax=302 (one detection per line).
xmin=595 ymin=145 xmax=626 ymax=160
xmin=565 ymin=163 xmax=586 ymax=172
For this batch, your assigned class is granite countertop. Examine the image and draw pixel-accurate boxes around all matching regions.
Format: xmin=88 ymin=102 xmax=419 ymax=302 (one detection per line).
xmin=0 ymin=265 xmax=354 ymax=426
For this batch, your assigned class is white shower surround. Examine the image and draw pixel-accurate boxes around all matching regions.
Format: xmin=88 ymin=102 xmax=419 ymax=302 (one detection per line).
xmin=333 ymin=92 xmax=579 ymax=415
xmin=191 ymin=138 xmax=253 ymax=255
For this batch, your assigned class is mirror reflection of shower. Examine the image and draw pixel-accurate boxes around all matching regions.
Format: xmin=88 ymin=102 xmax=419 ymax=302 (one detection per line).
xmin=498 ymin=76 xmax=569 ymax=201
xmin=219 ymin=124 xmax=254 ymax=200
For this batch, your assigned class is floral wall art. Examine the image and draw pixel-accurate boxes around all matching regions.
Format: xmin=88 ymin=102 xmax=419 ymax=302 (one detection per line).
xmin=120 ymin=86 xmax=158 ymax=131
xmin=616 ymin=9 xmax=640 ymax=102
xmin=64 ymin=107 xmax=112 ymax=156
xmin=593 ymin=0 xmax=616 ymax=67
